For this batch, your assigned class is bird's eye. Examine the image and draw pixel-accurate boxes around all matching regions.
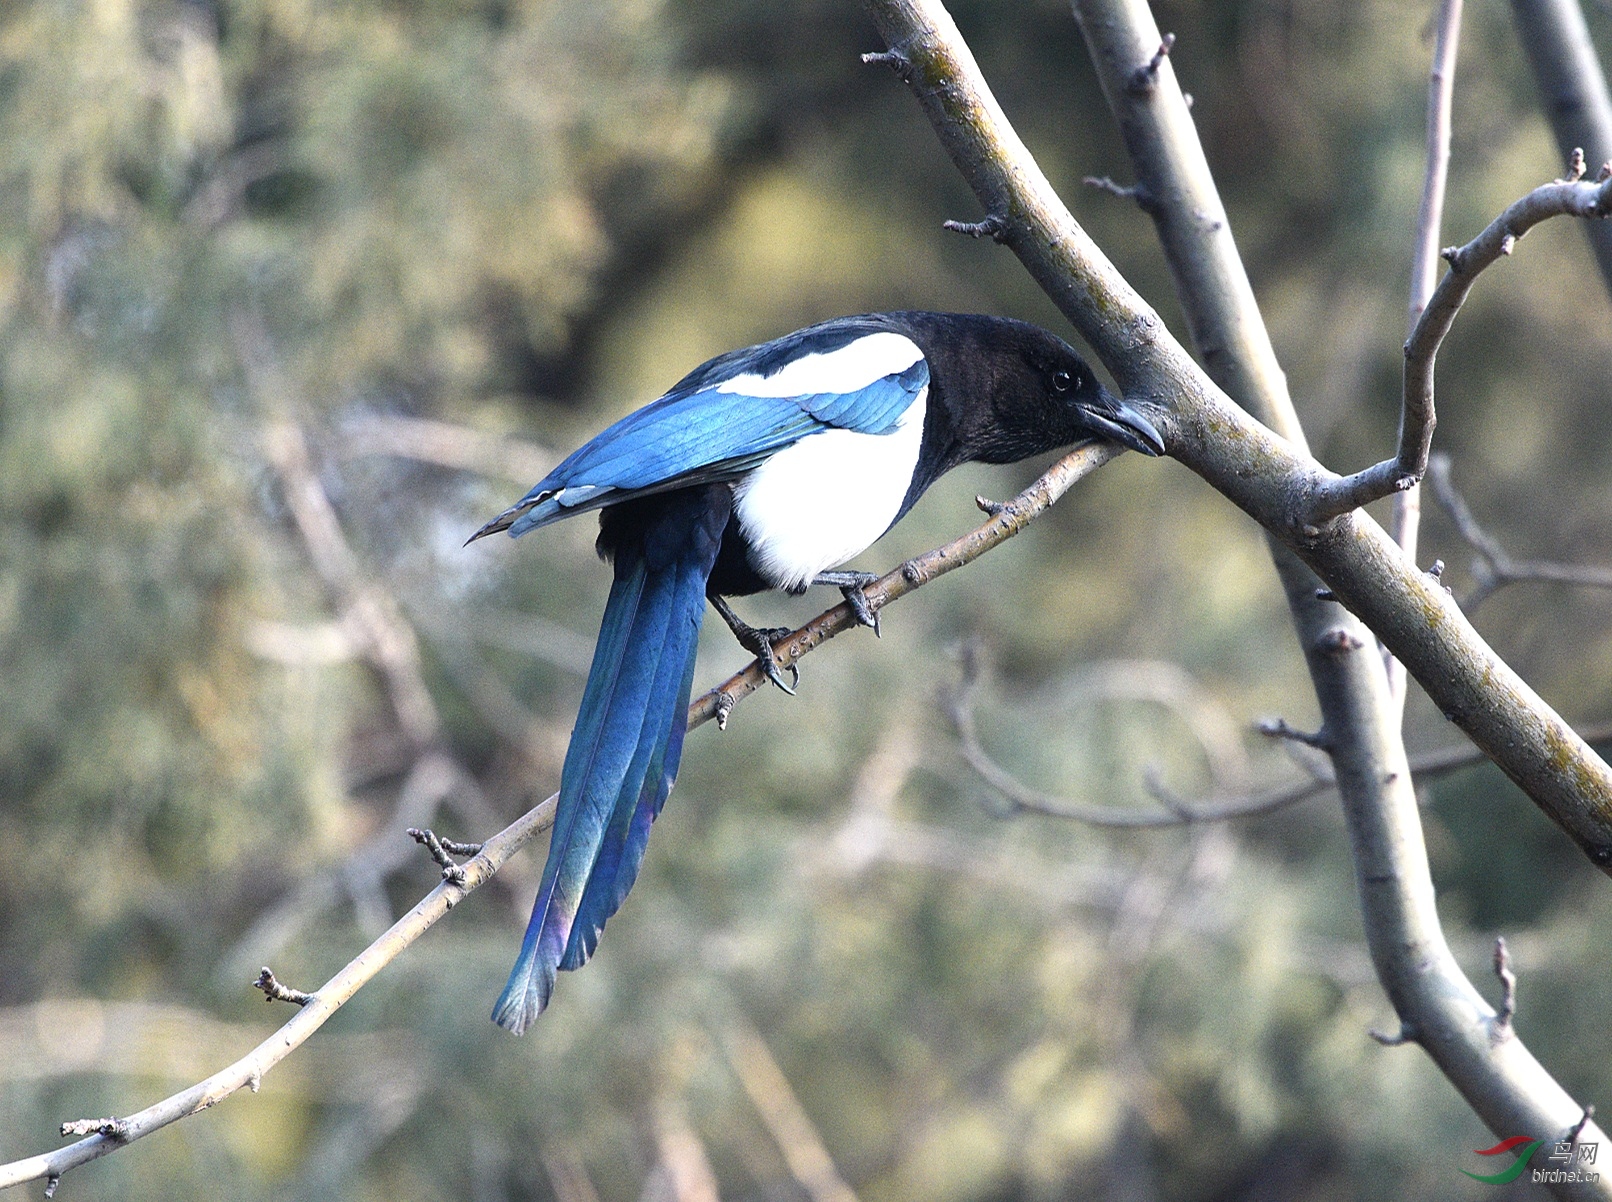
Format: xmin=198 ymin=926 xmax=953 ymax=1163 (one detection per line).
xmin=1052 ymin=369 xmax=1074 ymax=393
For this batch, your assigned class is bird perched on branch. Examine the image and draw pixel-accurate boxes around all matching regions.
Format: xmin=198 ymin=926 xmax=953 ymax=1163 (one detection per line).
xmin=469 ymin=310 xmax=1164 ymax=1033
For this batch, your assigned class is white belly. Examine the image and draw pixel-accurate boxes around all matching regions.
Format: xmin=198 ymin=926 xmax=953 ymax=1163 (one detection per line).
xmin=734 ymin=387 xmax=928 ymax=591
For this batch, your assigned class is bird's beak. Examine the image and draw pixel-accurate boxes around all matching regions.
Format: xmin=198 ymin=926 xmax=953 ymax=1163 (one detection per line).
xmin=1082 ymin=393 xmax=1166 ymax=457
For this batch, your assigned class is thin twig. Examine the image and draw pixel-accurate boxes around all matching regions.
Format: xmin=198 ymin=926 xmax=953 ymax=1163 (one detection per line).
xmin=951 ymin=683 xmax=1610 ymax=831
xmin=1428 ymin=453 xmax=1612 ymax=610
xmin=1570 ymin=1105 xmax=1598 ymax=1145
xmin=947 ymin=651 xmax=1331 ymax=827
xmin=1492 ymin=936 xmax=1517 ymax=1041
xmin=689 ymin=440 xmax=1123 ymax=727
xmin=1082 ymin=175 xmax=1156 ymax=210
xmin=1305 ymin=155 xmax=1612 ymax=525
xmin=253 ymin=968 xmax=314 ymax=1007
xmin=407 ymin=827 xmax=481 ymax=886
xmin=1126 ymin=32 xmax=1174 ymax=94
xmin=722 ymin=1022 xmax=861 ymax=1202
xmin=941 ymin=214 xmax=1006 ymax=240
xmin=860 ymin=48 xmax=913 ymax=79
xmin=0 ymin=438 xmax=1127 ymax=1195
xmin=1257 ymin=716 xmax=1332 ymax=751
xmin=1408 ymin=0 xmax=1465 ymax=332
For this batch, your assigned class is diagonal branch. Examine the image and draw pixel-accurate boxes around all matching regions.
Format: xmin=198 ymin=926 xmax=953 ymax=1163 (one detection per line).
xmin=235 ymin=311 xmax=441 ymax=749
xmin=957 ymin=699 xmax=1612 ymax=831
xmin=688 ymin=442 xmax=1124 ymax=726
xmin=0 ymin=440 xmax=1122 ymax=1196
xmin=721 ymin=1020 xmax=861 ymax=1202
xmin=861 ymin=0 xmax=1612 ymax=878
xmin=0 ymin=794 xmax=556 ymax=1196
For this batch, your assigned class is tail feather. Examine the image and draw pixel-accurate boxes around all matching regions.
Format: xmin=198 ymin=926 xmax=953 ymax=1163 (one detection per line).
xmin=493 ymin=489 xmax=726 ymax=1034
xmin=492 ymin=561 xmax=669 ymax=1032
xmin=560 ymin=551 xmax=706 ymax=971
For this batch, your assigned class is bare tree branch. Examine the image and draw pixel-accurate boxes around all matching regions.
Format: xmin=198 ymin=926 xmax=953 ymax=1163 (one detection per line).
xmin=861 ymin=0 xmax=1612 ymax=876
xmin=1511 ymin=0 xmax=1612 ymax=297
xmin=946 ymin=648 xmax=1329 ymax=827
xmin=960 ymin=708 xmax=1612 ymax=832
xmin=337 ymin=412 xmax=557 ymax=485
xmin=688 ymin=441 xmax=1124 ymax=728
xmin=226 ymin=312 xmax=568 ymax=978
xmin=1067 ymin=4 xmax=1607 ymax=1190
xmin=1307 ymin=155 xmax=1612 ymax=525
xmin=0 ymin=436 xmax=1126 ymax=1195
xmin=1409 ymin=0 xmax=1467 ymax=336
xmin=252 ymin=968 xmax=314 ymax=1007
xmin=235 ymin=311 xmax=442 ymax=749
xmin=1492 ymin=936 xmax=1519 ymax=1040
xmin=1387 ymin=0 xmax=1463 ymax=712
xmin=860 ymin=0 xmax=1611 ymax=1193
xmin=722 ymin=1021 xmax=861 ymax=1202
xmin=951 ymin=638 xmax=1612 ymax=826
xmin=0 ymin=793 xmax=556 ymax=1194
xmin=648 ymin=1099 xmax=722 ymax=1202
xmin=1429 ymin=453 xmax=1612 ymax=610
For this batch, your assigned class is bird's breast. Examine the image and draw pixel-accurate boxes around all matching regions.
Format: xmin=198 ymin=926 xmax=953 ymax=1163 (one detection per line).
xmin=732 ymin=387 xmax=928 ymax=592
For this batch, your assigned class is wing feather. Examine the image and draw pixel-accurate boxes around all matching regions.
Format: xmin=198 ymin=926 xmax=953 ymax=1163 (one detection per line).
xmin=479 ymin=330 xmax=929 ymax=539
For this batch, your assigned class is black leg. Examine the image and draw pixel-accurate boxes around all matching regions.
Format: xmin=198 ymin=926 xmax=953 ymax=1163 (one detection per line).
xmin=811 ymin=570 xmax=882 ymax=636
xmin=708 ymin=593 xmax=798 ymax=694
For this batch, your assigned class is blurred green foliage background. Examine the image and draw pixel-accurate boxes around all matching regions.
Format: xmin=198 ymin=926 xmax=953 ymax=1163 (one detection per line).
xmin=2 ymin=0 xmax=1611 ymax=1198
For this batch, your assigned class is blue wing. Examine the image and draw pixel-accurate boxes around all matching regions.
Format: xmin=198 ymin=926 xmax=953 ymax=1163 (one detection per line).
xmin=473 ymin=330 xmax=930 ymax=539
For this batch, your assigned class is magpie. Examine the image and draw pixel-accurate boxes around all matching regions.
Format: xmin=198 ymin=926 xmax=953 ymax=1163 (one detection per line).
xmin=469 ymin=311 xmax=1164 ymax=1033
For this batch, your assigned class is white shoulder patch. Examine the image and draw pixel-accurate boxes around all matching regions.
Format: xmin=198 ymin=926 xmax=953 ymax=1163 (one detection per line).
xmin=714 ymin=331 xmax=923 ymax=399
xmin=733 ymin=385 xmax=929 ymax=591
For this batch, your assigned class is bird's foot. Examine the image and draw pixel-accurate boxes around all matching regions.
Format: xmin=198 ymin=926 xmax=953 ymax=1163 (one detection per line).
xmin=709 ymin=594 xmax=799 ymax=694
xmin=742 ymin=625 xmax=799 ymax=695
xmin=812 ymin=570 xmax=883 ymax=636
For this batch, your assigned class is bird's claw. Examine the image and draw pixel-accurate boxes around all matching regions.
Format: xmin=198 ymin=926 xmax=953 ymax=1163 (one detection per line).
xmin=841 ymin=584 xmax=880 ymax=635
xmin=749 ymin=627 xmax=799 ymax=695
xmin=812 ymin=571 xmax=883 ymax=636
xmin=709 ymin=594 xmax=802 ymax=696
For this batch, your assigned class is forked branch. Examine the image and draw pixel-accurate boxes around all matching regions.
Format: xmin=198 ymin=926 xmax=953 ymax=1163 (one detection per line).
xmin=861 ymin=0 xmax=1612 ymax=876
xmin=862 ymin=0 xmax=1612 ymax=1194
xmin=1305 ymin=154 xmax=1612 ymax=525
